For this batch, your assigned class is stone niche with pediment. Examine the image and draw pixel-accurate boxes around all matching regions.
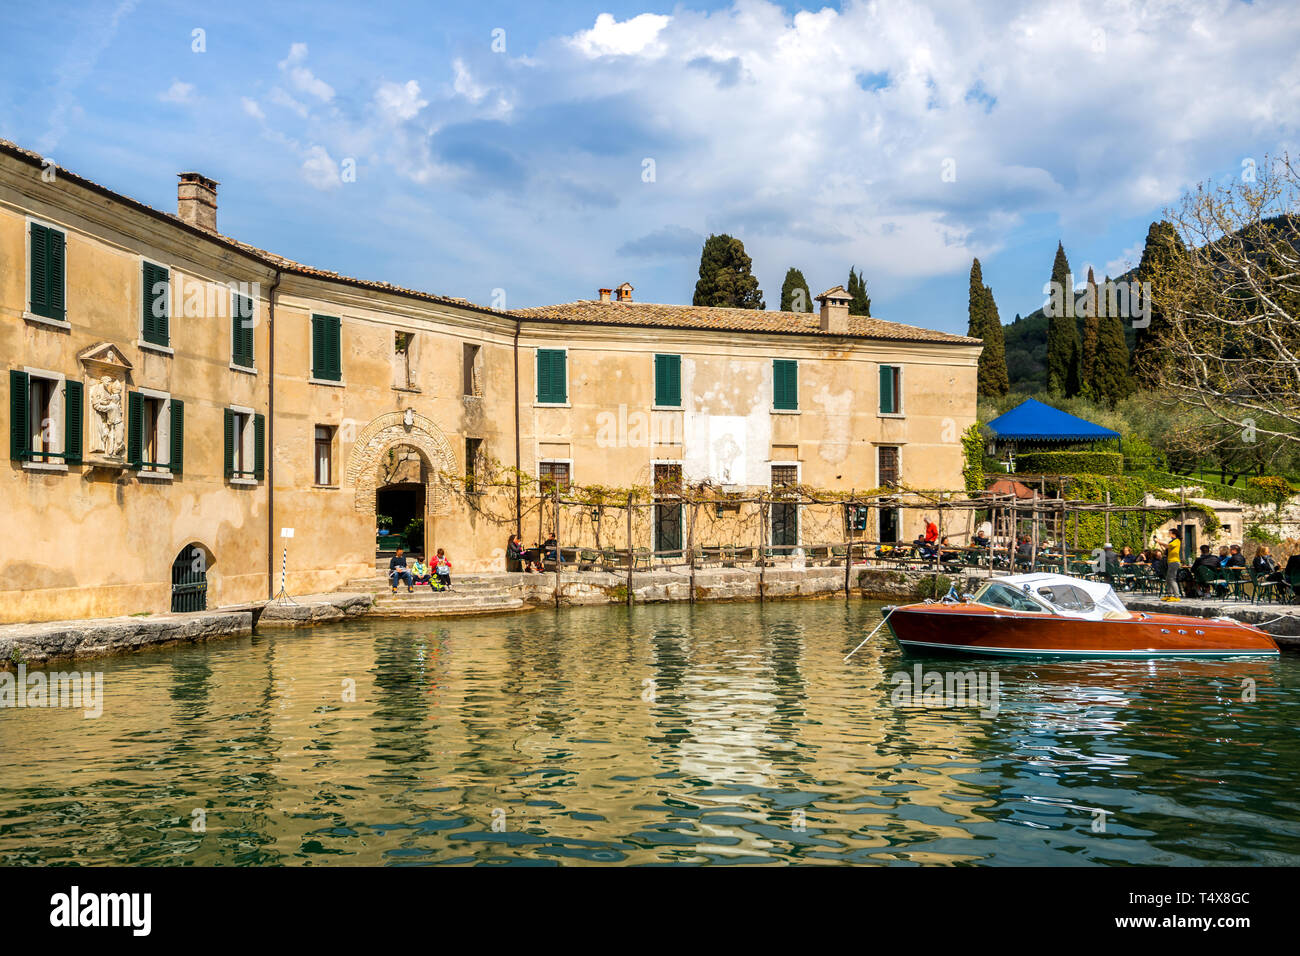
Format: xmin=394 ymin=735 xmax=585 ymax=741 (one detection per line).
xmin=78 ymin=342 xmax=133 ymax=467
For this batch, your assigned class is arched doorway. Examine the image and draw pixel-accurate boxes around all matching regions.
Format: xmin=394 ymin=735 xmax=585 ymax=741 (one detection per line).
xmin=375 ymin=444 xmax=428 ymax=557
xmin=171 ymin=543 xmax=209 ymax=612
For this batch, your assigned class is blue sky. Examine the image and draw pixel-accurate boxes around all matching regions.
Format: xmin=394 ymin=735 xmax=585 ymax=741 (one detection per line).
xmin=2 ymin=0 xmax=1298 ymax=335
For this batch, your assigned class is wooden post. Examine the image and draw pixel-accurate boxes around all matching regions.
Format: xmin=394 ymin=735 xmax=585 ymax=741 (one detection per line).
xmin=758 ymin=497 xmax=768 ymax=603
xmin=844 ymin=494 xmax=854 ymax=599
xmin=1031 ymin=490 xmax=1039 ymax=570
xmin=626 ymin=493 xmax=634 ymax=607
xmin=1104 ymin=490 xmax=1111 ymax=544
xmin=553 ymin=483 xmax=561 ymax=608
xmin=687 ymin=499 xmax=697 ymax=605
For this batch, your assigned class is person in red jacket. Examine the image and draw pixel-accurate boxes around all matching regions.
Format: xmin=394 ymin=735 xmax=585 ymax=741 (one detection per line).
xmin=923 ymin=516 xmax=939 ymax=544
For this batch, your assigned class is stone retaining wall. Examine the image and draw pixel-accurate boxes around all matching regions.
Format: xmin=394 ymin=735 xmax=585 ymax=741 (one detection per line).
xmin=0 ymin=611 xmax=253 ymax=669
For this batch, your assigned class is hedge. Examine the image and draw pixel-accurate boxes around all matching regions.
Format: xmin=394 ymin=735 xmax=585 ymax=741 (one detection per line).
xmin=1018 ymin=450 xmax=1123 ymax=476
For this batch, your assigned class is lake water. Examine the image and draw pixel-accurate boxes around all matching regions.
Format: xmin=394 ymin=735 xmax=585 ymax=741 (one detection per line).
xmin=2 ymin=600 xmax=1297 ymax=866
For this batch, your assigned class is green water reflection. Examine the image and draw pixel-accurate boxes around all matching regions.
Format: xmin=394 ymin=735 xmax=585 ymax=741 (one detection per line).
xmin=2 ymin=601 xmax=1297 ymax=865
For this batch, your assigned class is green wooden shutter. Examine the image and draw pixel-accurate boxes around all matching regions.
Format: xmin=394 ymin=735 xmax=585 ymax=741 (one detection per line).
xmin=47 ymin=228 xmax=65 ymax=321
xmin=655 ymin=354 xmax=681 ymax=407
xmin=127 ymin=391 xmax=144 ymax=469
xmin=64 ymin=379 xmax=83 ymax=464
xmin=232 ymin=294 xmax=254 ymax=368
xmin=773 ymin=359 xmax=798 ymax=410
xmin=29 ymin=223 xmax=48 ymax=317
xmin=328 ymin=317 xmax=341 ymax=380
xmin=879 ymin=365 xmax=895 ymax=414
xmin=312 ymin=315 xmax=340 ymax=380
xmin=169 ymin=399 xmax=184 ymax=474
xmin=223 ymin=408 xmax=235 ymax=477
xmin=10 ymin=370 xmax=30 ymax=460
xmin=253 ymin=413 xmax=265 ymax=481
xmin=537 ymin=349 xmax=566 ymax=403
xmin=142 ymin=262 xmax=169 ymax=346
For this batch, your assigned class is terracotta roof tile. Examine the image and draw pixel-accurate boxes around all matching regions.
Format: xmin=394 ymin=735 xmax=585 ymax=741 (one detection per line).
xmin=508 ymin=299 xmax=980 ymax=345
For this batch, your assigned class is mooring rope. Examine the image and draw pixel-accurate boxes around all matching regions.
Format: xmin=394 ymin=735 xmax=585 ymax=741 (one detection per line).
xmin=844 ymin=605 xmax=899 ymax=662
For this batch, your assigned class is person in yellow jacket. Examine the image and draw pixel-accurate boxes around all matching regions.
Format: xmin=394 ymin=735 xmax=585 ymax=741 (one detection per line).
xmin=1165 ymin=529 xmax=1182 ymax=597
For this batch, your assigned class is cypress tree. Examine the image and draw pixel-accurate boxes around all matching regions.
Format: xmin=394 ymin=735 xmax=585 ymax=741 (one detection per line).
xmin=967 ymin=259 xmax=1009 ymax=396
xmin=846 ymin=266 xmax=871 ymax=316
xmin=1132 ymin=220 xmax=1184 ymax=388
xmin=1046 ymin=241 xmax=1082 ymax=396
xmin=693 ymin=234 xmax=765 ymax=309
xmin=1080 ymin=267 xmax=1100 ymax=398
xmin=978 ymin=282 xmax=1010 ymax=396
xmin=967 ymin=258 xmax=986 ymax=338
xmin=780 ymin=267 xmax=813 ymax=313
xmin=1093 ymin=273 xmax=1134 ymax=405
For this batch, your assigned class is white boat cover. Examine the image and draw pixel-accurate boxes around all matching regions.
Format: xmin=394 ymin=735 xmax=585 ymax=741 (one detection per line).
xmin=981 ymin=572 xmax=1131 ymax=621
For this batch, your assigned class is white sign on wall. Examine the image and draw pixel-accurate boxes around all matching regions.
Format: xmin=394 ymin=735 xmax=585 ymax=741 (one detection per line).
xmin=281 ymin=528 xmax=295 ymax=538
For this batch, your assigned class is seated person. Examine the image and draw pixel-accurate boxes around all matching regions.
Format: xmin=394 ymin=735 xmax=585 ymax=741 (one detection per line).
xmin=506 ymin=534 xmax=539 ymax=572
xmin=938 ymin=535 xmax=959 ymax=560
xmin=542 ymin=532 xmax=563 ymax=565
xmin=433 ymin=548 xmax=453 ymax=589
xmin=1252 ymin=545 xmax=1280 ymax=578
xmin=410 ymin=556 xmax=432 ymax=586
xmin=1224 ymin=545 xmax=1246 ymax=569
xmin=389 ymin=548 xmax=414 ymax=593
xmin=972 ymin=531 xmax=991 ymax=549
xmin=1119 ymin=546 xmax=1137 ymax=565
xmin=1192 ymin=545 xmax=1227 ymax=597
xmin=1150 ymin=549 xmax=1167 ymax=579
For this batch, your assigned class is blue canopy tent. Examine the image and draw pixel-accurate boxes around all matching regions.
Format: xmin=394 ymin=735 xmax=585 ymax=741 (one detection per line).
xmin=986 ymin=398 xmax=1120 ymax=456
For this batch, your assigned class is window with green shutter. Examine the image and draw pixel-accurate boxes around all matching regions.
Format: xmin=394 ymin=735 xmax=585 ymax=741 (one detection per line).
xmin=223 ymin=408 xmax=235 ymax=477
xmin=127 ymin=391 xmax=144 ymax=469
xmin=141 ymin=261 xmax=170 ymax=347
xmin=28 ymin=222 xmax=66 ymax=322
xmin=311 ymin=314 xmax=341 ymax=381
xmin=64 ymin=380 xmax=83 ymax=464
xmin=654 ymin=354 xmax=681 ymax=408
xmin=879 ymin=365 xmax=901 ymax=415
xmin=536 ymin=349 xmax=567 ymax=404
xmin=10 ymin=370 xmax=29 ymax=460
xmin=232 ymin=292 xmax=255 ymax=369
xmin=169 ymin=399 xmax=184 ymax=474
xmin=773 ymin=359 xmax=798 ymax=411
xmin=253 ymin=413 xmax=265 ymax=481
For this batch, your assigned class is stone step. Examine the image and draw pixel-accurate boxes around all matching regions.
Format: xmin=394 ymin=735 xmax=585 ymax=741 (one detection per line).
xmin=342 ymin=577 xmax=512 ymax=596
xmin=369 ymin=594 xmax=525 ymax=616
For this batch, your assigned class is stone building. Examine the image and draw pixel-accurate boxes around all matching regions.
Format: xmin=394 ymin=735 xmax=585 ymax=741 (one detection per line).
xmin=1 ymin=139 xmax=981 ymax=623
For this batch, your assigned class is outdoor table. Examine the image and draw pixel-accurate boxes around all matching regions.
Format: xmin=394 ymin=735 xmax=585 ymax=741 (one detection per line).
xmin=1224 ymin=566 xmax=1248 ymax=602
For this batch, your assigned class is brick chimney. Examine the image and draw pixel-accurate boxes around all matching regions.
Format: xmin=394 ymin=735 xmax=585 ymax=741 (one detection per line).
xmin=615 ymin=282 xmax=633 ymax=302
xmin=177 ymin=172 xmax=219 ymax=232
xmin=815 ymin=286 xmax=852 ymax=333
xmin=598 ymin=288 xmax=612 ymax=302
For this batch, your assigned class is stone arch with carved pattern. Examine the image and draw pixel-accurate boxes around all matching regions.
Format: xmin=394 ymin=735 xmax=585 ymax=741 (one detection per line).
xmin=346 ymin=412 xmax=457 ymax=516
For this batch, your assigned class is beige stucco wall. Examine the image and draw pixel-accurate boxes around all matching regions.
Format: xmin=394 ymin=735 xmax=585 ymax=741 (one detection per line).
xmin=1 ymin=158 xmax=273 ymax=623
xmin=1 ymin=148 xmax=980 ymax=622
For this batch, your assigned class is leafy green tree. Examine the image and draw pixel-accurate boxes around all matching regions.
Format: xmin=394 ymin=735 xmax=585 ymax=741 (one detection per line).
xmin=1046 ymin=241 xmax=1082 ymax=396
xmin=693 ymin=234 xmax=765 ymax=309
xmin=846 ymin=266 xmax=871 ymax=316
xmin=780 ymin=267 xmax=813 ymax=313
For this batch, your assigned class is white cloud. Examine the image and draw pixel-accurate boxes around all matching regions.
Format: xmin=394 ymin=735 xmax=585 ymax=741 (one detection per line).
xmin=159 ymin=80 xmax=195 ymax=104
xmin=451 ymin=59 xmax=487 ymax=103
xmin=279 ymin=42 xmax=334 ymax=101
xmin=374 ymin=80 xmax=428 ymax=123
xmin=241 ymin=97 xmax=266 ymax=121
xmin=301 ymin=145 xmax=341 ymax=190
xmin=570 ymin=12 xmax=672 ymax=58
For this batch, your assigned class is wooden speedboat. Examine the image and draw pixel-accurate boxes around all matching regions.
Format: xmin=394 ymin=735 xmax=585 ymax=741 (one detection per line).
xmin=884 ymin=573 xmax=1279 ymax=659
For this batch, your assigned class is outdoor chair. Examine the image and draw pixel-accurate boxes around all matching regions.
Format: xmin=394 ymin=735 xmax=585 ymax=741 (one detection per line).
xmin=632 ymin=547 xmax=653 ymax=571
xmin=577 ymin=548 xmax=601 ymax=571
xmin=1249 ymin=568 xmax=1286 ymax=604
xmin=1194 ymin=564 xmax=1230 ymax=599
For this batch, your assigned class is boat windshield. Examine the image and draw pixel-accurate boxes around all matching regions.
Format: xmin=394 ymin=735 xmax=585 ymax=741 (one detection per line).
xmin=1034 ymin=583 xmax=1097 ymax=613
xmin=972 ymin=581 xmax=1048 ymax=613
